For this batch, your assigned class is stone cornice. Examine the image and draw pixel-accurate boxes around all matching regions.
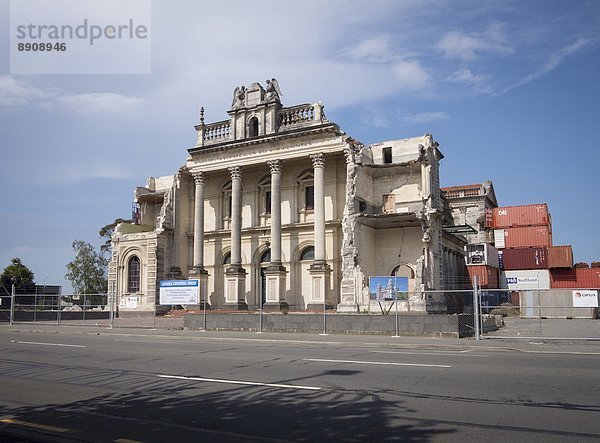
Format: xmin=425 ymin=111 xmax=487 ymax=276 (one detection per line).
xmin=193 ymin=220 xmax=343 ymax=239
xmin=188 ymin=122 xmax=341 ymax=156
xmin=187 ymin=127 xmax=349 ymax=173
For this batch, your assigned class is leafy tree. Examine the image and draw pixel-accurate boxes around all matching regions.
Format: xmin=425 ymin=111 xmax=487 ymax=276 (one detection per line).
xmin=99 ymin=218 xmax=131 ymax=256
xmin=1 ymin=258 xmax=35 ymax=294
xmin=65 ymin=240 xmax=108 ymax=295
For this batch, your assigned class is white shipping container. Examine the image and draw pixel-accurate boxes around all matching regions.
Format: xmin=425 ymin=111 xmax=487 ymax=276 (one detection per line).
xmin=465 ymin=244 xmax=500 ymax=268
xmin=500 ymin=270 xmax=551 ymax=290
xmin=494 ymin=229 xmax=505 ymax=249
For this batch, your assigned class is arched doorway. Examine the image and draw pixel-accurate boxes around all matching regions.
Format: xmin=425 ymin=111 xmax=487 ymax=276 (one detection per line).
xmin=259 ymin=249 xmax=271 ymax=306
xmin=298 ymin=245 xmax=314 ymax=309
xmin=391 ymin=264 xmax=416 ymax=294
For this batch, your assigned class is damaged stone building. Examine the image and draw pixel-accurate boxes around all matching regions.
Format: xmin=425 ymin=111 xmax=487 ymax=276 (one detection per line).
xmin=109 ymin=79 xmax=489 ymax=314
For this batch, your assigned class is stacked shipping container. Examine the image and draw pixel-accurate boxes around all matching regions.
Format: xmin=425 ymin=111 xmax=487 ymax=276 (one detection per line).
xmin=487 ymin=204 xmax=593 ymax=289
xmin=465 ymin=244 xmax=499 ymax=288
xmin=549 ymin=268 xmax=600 ymax=289
xmin=547 ymin=245 xmax=574 ymax=268
xmin=490 ymin=204 xmax=553 ymax=291
xmin=467 ymin=265 xmax=499 ymax=288
xmin=490 ymin=204 xmax=551 ymax=228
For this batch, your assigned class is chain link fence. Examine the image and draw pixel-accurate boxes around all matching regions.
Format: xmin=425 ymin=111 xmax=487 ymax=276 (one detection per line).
xmin=479 ymin=288 xmax=600 ymax=340
xmin=1 ymin=285 xmax=597 ymax=339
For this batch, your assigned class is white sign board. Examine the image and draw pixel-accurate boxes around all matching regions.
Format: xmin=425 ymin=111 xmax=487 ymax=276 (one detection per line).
xmin=572 ymin=290 xmax=598 ymax=308
xmin=125 ymin=296 xmax=138 ymax=308
xmin=501 ymin=270 xmax=551 ymax=290
xmin=159 ymin=280 xmax=199 ymax=305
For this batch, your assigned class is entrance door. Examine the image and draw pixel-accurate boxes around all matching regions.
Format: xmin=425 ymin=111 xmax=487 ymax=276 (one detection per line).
xmin=260 ymin=267 xmax=267 ymax=305
xmin=259 ymin=249 xmax=271 ymax=306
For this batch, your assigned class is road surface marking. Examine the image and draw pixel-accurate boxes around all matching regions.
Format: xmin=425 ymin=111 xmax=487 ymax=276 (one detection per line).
xmin=372 ymin=350 xmax=485 ymax=357
xmin=303 ymin=358 xmax=451 ymax=368
xmin=157 ymin=374 xmax=321 ymax=391
xmin=10 ymin=340 xmax=86 ymax=348
xmin=0 ymin=417 xmax=71 ymax=433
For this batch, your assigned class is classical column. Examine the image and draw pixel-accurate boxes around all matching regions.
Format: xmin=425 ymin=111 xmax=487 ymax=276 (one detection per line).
xmin=192 ymin=171 xmax=206 ymax=271
xmin=225 ymin=166 xmax=247 ymax=309
xmin=229 ymin=166 xmax=243 ymax=268
xmin=311 ymin=153 xmax=326 ymax=264
xmin=189 ymin=171 xmax=209 ymax=309
xmin=308 ymin=153 xmax=331 ymax=310
xmin=264 ymin=160 xmax=288 ymax=311
xmin=268 ymin=160 xmax=283 ymax=266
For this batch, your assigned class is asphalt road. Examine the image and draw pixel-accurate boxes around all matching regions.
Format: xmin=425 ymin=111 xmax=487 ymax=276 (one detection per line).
xmin=0 ymin=327 xmax=599 ymax=442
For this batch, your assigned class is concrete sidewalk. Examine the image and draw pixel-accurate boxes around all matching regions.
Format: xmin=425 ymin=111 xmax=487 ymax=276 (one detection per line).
xmin=484 ymin=317 xmax=600 ymax=340
xmin=2 ymin=321 xmax=600 ymax=354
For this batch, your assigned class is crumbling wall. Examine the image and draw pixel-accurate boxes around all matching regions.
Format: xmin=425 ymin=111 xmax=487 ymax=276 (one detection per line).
xmin=338 ymin=141 xmax=366 ymax=311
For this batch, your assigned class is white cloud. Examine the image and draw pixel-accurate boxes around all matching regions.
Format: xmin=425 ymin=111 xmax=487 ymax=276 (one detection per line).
xmin=44 ymin=161 xmax=132 ymax=185
xmin=503 ymin=37 xmax=591 ymax=93
xmin=447 ymin=67 xmax=493 ymax=94
xmin=0 ymin=76 xmax=144 ymax=115
xmin=400 ymin=111 xmax=449 ymax=125
xmin=0 ymin=76 xmax=54 ymax=107
xmin=392 ymin=60 xmax=430 ymax=91
xmin=437 ymin=23 xmax=512 ymax=61
xmin=56 ymin=93 xmax=145 ymax=115
xmin=343 ymin=36 xmax=394 ymax=63
xmin=360 ymin=106 xmax=391 ymax=128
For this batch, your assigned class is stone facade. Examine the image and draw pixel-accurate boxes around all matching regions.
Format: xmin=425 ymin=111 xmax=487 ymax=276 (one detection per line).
xmin=109 ymin=79 xmax=471 ymax=314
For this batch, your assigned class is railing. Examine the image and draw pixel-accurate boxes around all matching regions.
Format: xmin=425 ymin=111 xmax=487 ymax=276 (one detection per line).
xmin=279 ymin=104 xmax=316 ymax=128
xmin=444 ymin=188 xmax=482 ymax=198
xmin=203 ymin=120 xmax=231 ymax=144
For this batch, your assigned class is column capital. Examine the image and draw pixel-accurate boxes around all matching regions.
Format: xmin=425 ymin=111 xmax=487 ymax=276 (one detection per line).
xmin=192 ymin=171 xmax=205 ymax=185
xmin=267 ymin=159 xmax=282 ymax=174
xmin=310 ymin=153 xmax=325 ymax=168
xmin=228 ymin=166 xmax=242 ymax=180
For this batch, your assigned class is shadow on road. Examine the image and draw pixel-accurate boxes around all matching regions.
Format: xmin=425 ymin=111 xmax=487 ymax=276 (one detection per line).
xmin=0 ymin=369 xmax=456 ymax=442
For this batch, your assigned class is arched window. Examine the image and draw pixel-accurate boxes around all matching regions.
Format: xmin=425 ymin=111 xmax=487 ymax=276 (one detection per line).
xmin=223 ymin=252 xmax=231 ymax=265
xmin=300 ymin=246 xmax=314 ymax=261
xmin=392 ymin=264 xmax=415 ymax=279
xmin=127 ymin=256 xmax=140 ymax=293
xmin=297 ymin=170 xmax=314 ymax=211
xmin=221 ymin=181 xmax=232 ymax=227
xmin=248 ymin=117 xmax=259 ymax=137
xmin=260 ymin=249 xmax=271 ymax=263
xmin=257 ymin=175 xmax=271 ymax=216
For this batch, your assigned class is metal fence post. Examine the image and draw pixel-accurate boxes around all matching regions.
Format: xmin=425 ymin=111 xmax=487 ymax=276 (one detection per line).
xmin=57 ymin=293 xmax=61 ymax=326
xmin=393 ymin=271 xmax=399 ymax=337
xmin=321 ymin=296 xmax=327 ymax=336
xmin=538 ymin=286 xmax=543 ymax=341
xmin=473 ymin=276 xmax=480 ymax=340
xmin=258 ymin=294 xmax=263 ymax=333
xmin=9 ymin=284 xmax=15 ymax=325
xmin=82 ymin=293 xmax=87 ymax=326
xmin=203 ymin=293 xmax=208 ymax=332
xmin=153 ymin=295 xmax=157 ymax=329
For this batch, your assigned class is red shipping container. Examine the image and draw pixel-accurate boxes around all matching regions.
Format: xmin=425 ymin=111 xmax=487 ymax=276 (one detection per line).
xmin=491 ymin=204 xmax=551 ymax=229
xmin=501 ymin=247 xmax=548 ymax=270
xmin=547 ymin=245 xmax=574 ymax=269
xmin=550 ymin=268 xmax=600 ymax=289
xmin=467 ymin=265 xmax=499 ymax=288
xmin=503 ymin=226 xmax=552 ymax=248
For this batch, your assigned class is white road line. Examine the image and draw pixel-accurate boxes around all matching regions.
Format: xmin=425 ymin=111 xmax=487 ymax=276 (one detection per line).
xmin=10 ymin=340 xmax=86 ymax=348
xmin=372 ymin=350 xmax=484 ymax=357
xmin=303 ymin=358 xmax=451 ymax=368
xmin=156 ymin=374 xmax=321 ymax=391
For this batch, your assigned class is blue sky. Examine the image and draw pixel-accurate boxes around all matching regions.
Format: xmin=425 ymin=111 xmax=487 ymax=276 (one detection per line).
xmin=1 ymin=0 xmax=599 ymax=291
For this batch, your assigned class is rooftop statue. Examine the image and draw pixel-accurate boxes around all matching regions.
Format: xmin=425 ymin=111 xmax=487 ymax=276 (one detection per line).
xmin=264 ymin=78 xmax=282 ymax=102
xmin=231 ymin=85 xmax=246 ymax=109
